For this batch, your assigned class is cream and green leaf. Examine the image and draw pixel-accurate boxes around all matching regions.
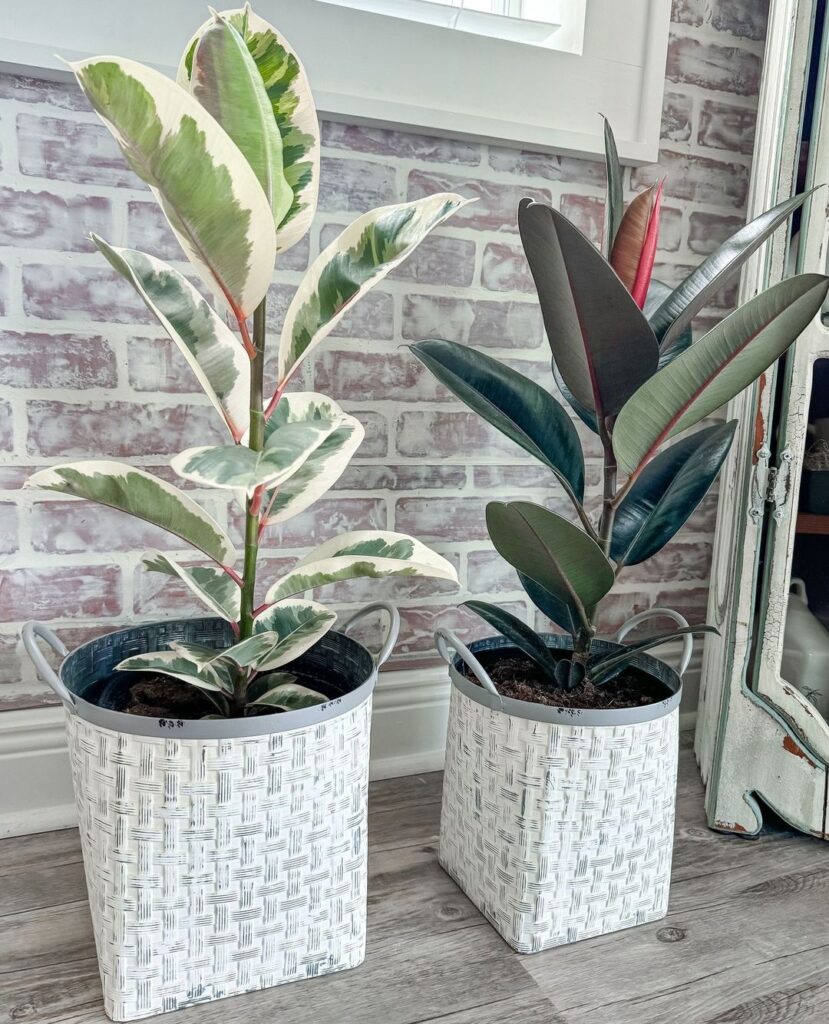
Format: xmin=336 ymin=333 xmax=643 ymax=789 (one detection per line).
xmin=114 ymin=651 xmax=233 ymax=693
xmin=93 ymin=237 xmax=250 ymax=440
xmin=184 ymin=12 xmax=293 ymax=229
xmin=70 ymin=55 xmax=275 ymax=316
xmin=262 ymin=392 xmax=364 ymax=523
xmin=172 ymin=416 xmax=339 ymax=493
xmin=142 ymin=552 xmax=241 ymax=621
xmin=277 ymin=194 xmax=469 ymax=387
xmin=250 ymin=680 xmax=326 ymax=710
xmin=265 ymin=532 xmax=458 ymax=603
xmin=179 ymin=3 xmax=320 ymax=253
xmin=26 ymin=462 xmax=236 ymax=565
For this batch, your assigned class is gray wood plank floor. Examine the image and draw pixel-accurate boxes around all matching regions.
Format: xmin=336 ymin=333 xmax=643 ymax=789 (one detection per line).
xmin=2 ymin=732 xmax=827 ymax=1024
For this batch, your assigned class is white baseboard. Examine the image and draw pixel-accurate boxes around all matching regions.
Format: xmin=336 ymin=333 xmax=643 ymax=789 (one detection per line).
xmin=0 ymin=663 xmax=698 ymax=839
xmin=0 ymin=664 xmax=453 ymax=838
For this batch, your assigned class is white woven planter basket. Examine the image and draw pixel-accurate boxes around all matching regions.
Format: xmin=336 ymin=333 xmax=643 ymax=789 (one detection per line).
xmin=23 ymin=606 xmax=398 ymax=1021
xmin=435 ymin=615 xmax=685 ymax=954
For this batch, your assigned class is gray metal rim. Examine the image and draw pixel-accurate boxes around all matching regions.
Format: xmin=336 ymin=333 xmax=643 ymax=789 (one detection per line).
xmin=447 ymin=634 xmax=682 ymax=727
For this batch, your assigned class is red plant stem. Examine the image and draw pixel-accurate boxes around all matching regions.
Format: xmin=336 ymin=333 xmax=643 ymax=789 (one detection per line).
xmin=252 ymin=602 xmax=272 ymax=618
xmin=221 ymin=564 xmax=244 ymax=587
xmin=263 ymin=384 xmax=284 ymax=421
xmin=235 ymin=311 xmax=257 ymax=360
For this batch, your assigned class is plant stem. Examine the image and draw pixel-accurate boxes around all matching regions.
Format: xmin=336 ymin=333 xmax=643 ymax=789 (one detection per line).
xmin=238 ymin=300 xmax=267 ymax=662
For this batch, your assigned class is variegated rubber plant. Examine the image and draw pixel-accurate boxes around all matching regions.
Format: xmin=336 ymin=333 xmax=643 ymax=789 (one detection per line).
xmin=411 ymin=119 xmax=829 ymax=691
xmin=26 ymin=5 xmax=466 ymax=716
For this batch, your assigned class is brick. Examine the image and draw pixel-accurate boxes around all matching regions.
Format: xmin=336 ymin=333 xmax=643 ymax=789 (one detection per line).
xmin=688 ymin=211 xmax=744 ymax=256
xmin=0 ymin=330 xmax=117 ymax=389
xmin=126 ymin=200 xmax=181 ymax=262
xmin=395 ymin=496 xmax=491 ymax=542
xmin=0 ymin=73 xmax=89 ymax=111
xmin=397 ymin=410 xmax=519 ymax=459
xmin=128 ymin=336 xmax=198 ymax=393
xmin=26 ymin=400 xmax=224 ymax=457
xmin=632 ymin=151 xmax=749 ymax=209
xmin=314 ymin=349 xmax=448 ymax=403
xmin=0 ymin=565 xmax=122 ymax=622
xmin=620 ymin=540 xmax=713 ymax=583
xmin=710 ymin=0 xmax=769 ymax=41
xmin=591 ymin=587 xmax=710 ymax=634
xmin=670 ymin=0 xmax=705 ymax=26
xmin=698 ymin=99 xmax=757 ymax=155
xmin=318 ymin=156 xmax=397 ymax=213
xmin=481 ymin=241 xmax=533 ymax=293
xmin=0 ymin=263 xmax=8 ymax=316
xmin=30 ymin=499 xmax=218 ymax=553
xmin=17 ymin=113 xmax=141 ymax=187
xmin=407 ymin=169 xmax=551 ymax=232
xmin=0 ymin=466 xmax=34 ymax=489
xmin=22 ymin=263 xmax=149 ymax=323
xmin=0 ymin=400 xmax=12 ymax=452
xmin=390 ymin=234 xmax=476 ymax=288
xmin=472 ymin=463 xmax=603 ymax=492
xmin=654 ymin=260 xmax=736 ymax=309
xmin=334 ymin=464 xmax=467 ymax=491
xmin=394 ymin=601 xmax=528 ymax=657
xmin=348 ymin=410 xmax=388 ymax=457
xmin=0 ymin=633 xmax=21 ymax=686
xmin=0 ymin=187 xmax=112 ymax=252
xmin=560 ymin=195 xmax=604 ymax=248
xmin=0 ymin=502 xmax=18 ymax=555
xmin=661 ymin=91 xmax=693 ymax=143
xmin=657 ymin=206 xmax=683 ymax=253
xmin=258 ymin=498 xmax=387 ymax=549
xmin=488 ymin=147 xmax=606 ymax=188
xmin=466 ymin=550 xmax=522 ymax=595
xmin=665 ymin=35 xmax=762 ymax=98
xmin=321 ymin=121 xmax=481 ymax=165
xmin=402 ymin=294 xmax=543 ymax=349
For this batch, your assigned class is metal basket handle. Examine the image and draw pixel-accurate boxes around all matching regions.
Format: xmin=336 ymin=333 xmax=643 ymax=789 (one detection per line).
xmin=435 ymin=627 xmax=503 ymax=704
xmin=339 ymin=602 xmax=400 ymax=668
xmin=615 ymin=607 xmax=693 ymax=680
xmin=21 ymin=622 xmax=76 ymax=709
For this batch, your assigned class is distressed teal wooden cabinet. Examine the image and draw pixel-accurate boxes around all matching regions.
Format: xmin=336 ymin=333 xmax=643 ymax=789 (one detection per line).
xmin=696 ymin=0 xmax=829 ymax=838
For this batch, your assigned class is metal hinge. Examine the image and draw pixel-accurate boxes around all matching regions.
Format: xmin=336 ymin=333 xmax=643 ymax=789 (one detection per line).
xmin=749 ymin=444 xmax=794 ymax=523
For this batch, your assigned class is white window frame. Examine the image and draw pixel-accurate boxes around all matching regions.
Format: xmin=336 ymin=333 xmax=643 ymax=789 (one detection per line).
xmin=0 ymin=0 xmax=670 ymax=163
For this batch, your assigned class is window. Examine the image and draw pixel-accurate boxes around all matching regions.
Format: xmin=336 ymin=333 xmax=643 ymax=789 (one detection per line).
xmin=317 ymin=0 xmax=584 ymax=53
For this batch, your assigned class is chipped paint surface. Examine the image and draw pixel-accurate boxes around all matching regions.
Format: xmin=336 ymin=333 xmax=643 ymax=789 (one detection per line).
xmin=783 ymin=734 xmax=817 ymax=768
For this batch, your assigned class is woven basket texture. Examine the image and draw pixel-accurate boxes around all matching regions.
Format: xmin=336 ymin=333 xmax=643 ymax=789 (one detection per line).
xmin=66 ymin=697 xmax=372 ymax=1021
xmin=439 ymin=686 xmax=678 ymax=953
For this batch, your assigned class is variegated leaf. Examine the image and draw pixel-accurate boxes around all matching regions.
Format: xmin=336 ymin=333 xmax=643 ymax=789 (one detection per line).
xmin=93 ymin=237 xmax=250 ymax=441
xmin=251 ymin=599 xmax=337 ymax=670
xmin=179 ymin=4 xmax=320 ymax=253
xmin=142 ymin=551 xmax=241 ymax=621
xmin=26 ymin=462 xmax=236 ymax=564
xmin=250 ymin=680 xmax=327 ymax=710
xmin=263 ymin=392 xmax=364 ymax=523
xmin=114 ymin=651 xmax=231 ymax=693
xmin=277 ymin=194 xmax=468 ymax=387
xmin=265 ymin=531 xmax=458 ymax=603
xmin=71 ymin=56 xmax=275 ymax=316
xmin=172 ymin=418 xmax=338 ymax=494
xmin=168 ymin=640 xmax=232 ymax=668
xmin=184 ymin=12 xmax=293 ymax=230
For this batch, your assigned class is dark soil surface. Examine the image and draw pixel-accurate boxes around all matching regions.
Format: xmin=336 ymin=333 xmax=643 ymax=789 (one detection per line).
xmin=462 ymin=652 xmax=671 ymax=711
xmin=100 ymin=668 xmax=336 ymax=719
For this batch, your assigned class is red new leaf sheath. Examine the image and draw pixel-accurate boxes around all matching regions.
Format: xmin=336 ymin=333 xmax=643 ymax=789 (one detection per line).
xmin=630 ymin=180 xmax=664 ymax=308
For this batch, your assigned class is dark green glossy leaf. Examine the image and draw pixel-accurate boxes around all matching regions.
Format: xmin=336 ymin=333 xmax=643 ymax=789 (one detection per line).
xmin=411 ymin=338 xmax=585 ymax=502
xmin=603 ymin=116 xmax=624 ymax=256
xmin=462 ymin=600 xmax=558 ymax=684
xmin=486 ymin=501 xmax=614 ymax=629
xmin=518 ymin=199 xmax=658 ymax=417
xmin=651 ymin=190 xmax=815 ymax=353
xmin=611 ymin=421 xmax=737 ymax=566
xmin=590 ymin=625 xmax=719 ymax=686
xmin=614 ymin=274 xmax=829 ymax=475
xmin=519 ymin=571 xmax=579 ymax=635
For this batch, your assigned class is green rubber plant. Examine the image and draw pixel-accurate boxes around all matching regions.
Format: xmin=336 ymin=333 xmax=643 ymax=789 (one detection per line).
xmin=412 ymin=120 xmax=829 ymax=690
xmin=25 ymin=4 xmax=466 ymax=716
